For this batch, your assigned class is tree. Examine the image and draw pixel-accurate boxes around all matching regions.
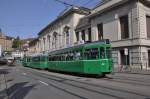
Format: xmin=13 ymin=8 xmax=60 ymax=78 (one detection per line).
xmin=12 ymin=36 xmax=22 ymax=48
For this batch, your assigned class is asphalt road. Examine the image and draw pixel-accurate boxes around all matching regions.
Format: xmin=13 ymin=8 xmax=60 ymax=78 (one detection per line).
xmin=1 ymin=65 xmax=150 ymax=99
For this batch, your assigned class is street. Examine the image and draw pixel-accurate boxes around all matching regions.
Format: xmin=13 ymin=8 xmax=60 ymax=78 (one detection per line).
xmin=1 ymin=65 xmax=150 ymax=99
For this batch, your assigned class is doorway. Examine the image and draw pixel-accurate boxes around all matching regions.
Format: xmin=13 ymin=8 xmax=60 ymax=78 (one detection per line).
xmin=148 ymin=50 xmax=150 ymax=68
xmin=120 ymin=50 xmax=130 ymax=65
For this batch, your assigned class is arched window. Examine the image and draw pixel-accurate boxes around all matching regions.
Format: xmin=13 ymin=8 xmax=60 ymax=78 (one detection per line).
xmin=63 ymin=26 xmax=70 ymax=47
xmin=53 ymin=32 xmax=57 ymax=49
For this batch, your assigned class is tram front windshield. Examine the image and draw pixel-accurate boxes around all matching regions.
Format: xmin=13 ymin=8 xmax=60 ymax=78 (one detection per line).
xmin=106 ymin=47 xmax=112 ymax=59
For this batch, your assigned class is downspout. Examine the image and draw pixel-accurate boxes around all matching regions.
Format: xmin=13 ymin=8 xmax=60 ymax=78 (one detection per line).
xmin=131 ymin=3 xmax=134 ymax=66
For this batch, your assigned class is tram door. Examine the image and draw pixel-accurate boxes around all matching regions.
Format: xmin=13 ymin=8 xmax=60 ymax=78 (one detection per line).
xmin=148 ymin=50 xmax=150 ymax=68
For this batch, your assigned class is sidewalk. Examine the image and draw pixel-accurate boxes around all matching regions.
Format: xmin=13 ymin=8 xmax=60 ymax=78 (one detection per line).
xmin=0 ymin=68 xmax=9 ymax=99
xmin=113 ymin=67 xmax=150 ymax=75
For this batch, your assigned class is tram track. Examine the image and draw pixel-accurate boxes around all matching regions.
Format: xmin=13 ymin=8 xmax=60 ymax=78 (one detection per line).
xmin=110 ymin=75 xmax=150 ymax=83
xmin=112 ymin=75 xmax=150 ymax=82
xmin=22 ymin=69 xmax=124 ymax=99
xmin=101 ymin=76 xmax=150 ymax=87
xmin=21 ymin=67 xmax=150 ymax=99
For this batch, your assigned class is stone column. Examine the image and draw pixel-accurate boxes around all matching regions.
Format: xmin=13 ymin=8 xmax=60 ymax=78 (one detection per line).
xmin=43 ymin=38 xmax=46 ymax=52
xmin=50 ymin=35 xmax=52 ymax=51
xmin=63 ymin=32 xmax=66 ymax=48
xmin=85 ymin=29 xmax=89 ymax=41
xmin=39 ymin=39 xmax=42 ymax=52
xmin=79 ymin=31 xmax=82 ymax=41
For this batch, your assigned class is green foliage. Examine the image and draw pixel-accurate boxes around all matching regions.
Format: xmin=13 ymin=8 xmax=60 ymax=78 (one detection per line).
xmin=12 ymin=36 xmax=22 ymax=48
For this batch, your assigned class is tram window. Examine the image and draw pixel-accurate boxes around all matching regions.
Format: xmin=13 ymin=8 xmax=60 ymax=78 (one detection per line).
xmin=100 ymin=47 xmax=105 ymax=59
xmin=84 ymin=48 xmax=99 ymax=60
xmin=69 ymin=52 xmax=74 ymax=61
xmin=52 ymin=56 xmax=55 ymax=61
xmin=41 ymin=56 xmax=47 ymax=61
xmin=58 ymin=56 xmax=61 ymax=61
xmin=49 ymin=56 xmax=51 ymax=61
xmin=27 ymin=58 xmax=30 ymax=62
xmin=33 ymin=57 xmax=40 ymax=62
xmin=74 ymin=51 xmax=82 ymax=60
xmin=66 ymin=54 xmax=70 ymax=61
xmin=61 ymin=54 xmax=66 ymax=61
xmin=91 ymin=48 xmax=99 ymax=59
xmin=55 ymin=56 xmax=58 ymax=61
xmin=106 ymin=47 xmax=112 ymax=58
xmin=84 ymin=49 xmax=90 ymax=60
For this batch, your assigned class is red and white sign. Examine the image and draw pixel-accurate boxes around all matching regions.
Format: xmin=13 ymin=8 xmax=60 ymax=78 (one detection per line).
xmin=124 ymin=48 xmax=128 ymax=55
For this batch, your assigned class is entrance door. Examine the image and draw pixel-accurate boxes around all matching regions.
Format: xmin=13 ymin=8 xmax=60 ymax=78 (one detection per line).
xmin=120 ymin=50 xmax=130 ymax=65
xmin=148 ymin=50 xmax=150 ymax=67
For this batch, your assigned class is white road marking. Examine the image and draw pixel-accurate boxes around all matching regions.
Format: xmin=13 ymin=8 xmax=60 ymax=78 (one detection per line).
xmin=39 ymin=81 xmax=49 ymax=86
xmin=22 ymin=73 xmax=27 ymax=75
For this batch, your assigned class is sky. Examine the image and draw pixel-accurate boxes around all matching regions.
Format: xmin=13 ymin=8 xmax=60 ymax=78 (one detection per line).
xmin=0 ymin=0 xmax=101 ymax=39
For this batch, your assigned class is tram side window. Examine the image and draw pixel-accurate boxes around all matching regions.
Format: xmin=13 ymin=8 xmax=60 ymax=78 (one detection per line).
xmin=66 ymin=53 xmax=70 ymax=61
xmin=32 ymin=57 xmax=40 ymax=62
xmin=100 ymin=47 xmax=105 ymax=59
xmin=41 ymin=56 xmax=47 ymax=62
xmin=57 ymin=54 xmax=61 ymax=61
xmin=74 ymin=50 xmax=82 ymax=60
xmin=24 ymin=57 xmax=27 ymax=62
xmin=84 ymin=49 xmax=90 ymax=60
xmin=84 ymin=48 xmax=99 ymax=60
xmin=27 ymin=58 xmax=30 ymax=62
xmin=69 ymin=52 xmax=74 ymax=61
xmin=61 ymin=54 xmax=66 ymax=61
xmin=91 ymin=48 xmax=99 ymax=59
xmin=66 ymin=52 xmax=73 ymax=61
xmin=49 ymin=56 xmax=52 ymax=61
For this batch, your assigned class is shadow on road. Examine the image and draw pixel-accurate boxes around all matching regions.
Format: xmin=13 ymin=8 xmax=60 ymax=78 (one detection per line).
xmin=0 ymin=69 xmax=10 ymax=74
xmin=0 ymin=82 xmax=36 ymax=99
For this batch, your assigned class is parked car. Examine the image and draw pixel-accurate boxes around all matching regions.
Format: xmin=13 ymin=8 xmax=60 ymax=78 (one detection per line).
xmin=5 ymin=57 xmax=15 ymax=65
xmin=0 ymin=57 xmax=7 ymax=65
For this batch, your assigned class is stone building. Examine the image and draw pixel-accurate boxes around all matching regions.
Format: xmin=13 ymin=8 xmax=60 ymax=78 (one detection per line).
xmin=76 ymin=0 xmax=150 ymax=69
xmin=36 ymin=7 xmax=90 ymax=53
xmin=36 ymin=0 xmax=150 ymax=69
xmin=0 ymin=29 xmax=14 ymax=52
xmin=28 ymin=38 xmax=38 ymax=55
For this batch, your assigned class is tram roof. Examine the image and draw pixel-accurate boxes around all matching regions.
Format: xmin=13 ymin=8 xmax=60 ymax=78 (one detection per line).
xmin=49 ymin=39 xmax=110 ymax=55
xmin=30 ymin=53 xmax=48 ymax=57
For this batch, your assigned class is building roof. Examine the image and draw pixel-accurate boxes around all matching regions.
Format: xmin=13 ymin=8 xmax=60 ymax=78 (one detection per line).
xmin=93 ymin=0 xmax=112 ymax=9
xmin=75 ymin=16 xmax=90 ymax=30
xmin=38 ymin=6 xmax=91 ymax=36
xmin=90 ymin=0 xmax=130 ymax=18
xmin=21 ymin=38 xmax=35 ymax=44
xmin=29 ymin=38 xmax=38 ymax=47
xmin=90 ymin=0 xmax=150 ymax=18
xmin=6 ymin=36 xmax=15 ymax=40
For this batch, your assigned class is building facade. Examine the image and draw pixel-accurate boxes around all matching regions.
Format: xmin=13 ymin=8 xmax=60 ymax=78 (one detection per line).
xmin=27 ymin=39 xmax=38 ymax=55
xmin=76 ymin=0 xmax=150 ymax=69
xmin=36 ymin=7 xmax=90 ymax=53
xmin=34 ymin=0 xmax=150 ymax=69
xmin=91 ymin=0 xmax=150 ymax=69
xmin=0 ymin=30 xmax=14 ymax=53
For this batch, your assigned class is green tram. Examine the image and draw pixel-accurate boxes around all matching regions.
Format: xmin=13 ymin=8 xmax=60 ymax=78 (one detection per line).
xmin=48 ymin=39 xmax=113 ymax=75
xmin=23 ymin=54 xmax=48 ymax=69
xmin=22 ymin=56 xmax=32 ymax=67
